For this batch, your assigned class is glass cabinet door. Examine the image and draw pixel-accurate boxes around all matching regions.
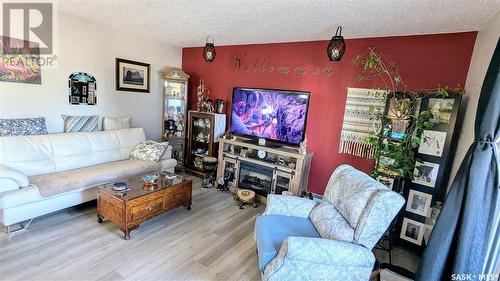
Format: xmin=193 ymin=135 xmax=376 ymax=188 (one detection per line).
xmin=273 ymin=171 xmax=293 ymax=195
xmin=190 ymin=115 xmax=212 ymax=169
xmin=163 ymin=80 xmax=187 ymax=138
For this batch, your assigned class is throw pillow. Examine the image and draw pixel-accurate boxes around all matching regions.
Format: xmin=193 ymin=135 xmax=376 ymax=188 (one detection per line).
xmin=62 ymin=115 xmax=99 ymax=133
xmin=0 ymin=117 xmax=48 ymax=136
xmin=102 ymin=116 xmax=132 ymax=131
xmin=310 ymin=202 xmax=355 ymax=243
xmin=130 ymin=141 xmax=169 ymax=162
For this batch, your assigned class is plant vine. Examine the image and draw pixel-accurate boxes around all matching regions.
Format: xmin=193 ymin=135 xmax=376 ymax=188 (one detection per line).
xmin=353 ymin=48 xmax=464 ymax=180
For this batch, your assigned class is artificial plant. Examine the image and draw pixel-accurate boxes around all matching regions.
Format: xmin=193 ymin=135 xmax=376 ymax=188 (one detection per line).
xmin=353 ymin=48 xmax=464 ymax=179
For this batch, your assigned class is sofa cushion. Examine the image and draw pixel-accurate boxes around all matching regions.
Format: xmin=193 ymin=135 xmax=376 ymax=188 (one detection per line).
xmin=29 ymin=159 xmax=162 ymax=197
xmin=255 ymin=215 xmax=320 ymax=272
xmin=0 ymin=117 xmax=48 ymax=136
xmin=130 ymin=141 xmax=168 ymax=162
xmin=102 ymin=116 xmax=132 ymax=131
xmin=62 ymin=115 xmax=99 ymax=132
xmin=310 ymin=202 xmax=355 ymax=243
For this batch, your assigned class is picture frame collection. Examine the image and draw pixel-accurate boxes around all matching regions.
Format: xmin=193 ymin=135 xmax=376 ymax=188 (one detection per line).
xmin=68 ymin=72 xmax=97 ymax=105
xmin=399 ymin=93 xmax=462 ymax=247
xmin=68 ymin=59 xmax=151 ymax=106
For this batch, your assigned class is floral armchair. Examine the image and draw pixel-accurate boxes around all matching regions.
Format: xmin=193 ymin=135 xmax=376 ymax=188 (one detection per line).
xmin=254 ymin=165 xmax=405 ymax=281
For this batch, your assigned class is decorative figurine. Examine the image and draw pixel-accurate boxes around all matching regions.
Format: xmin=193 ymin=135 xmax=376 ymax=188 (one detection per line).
xmin=223 ymin=129 xmax=236 ymax=140
xmin=196 ymin=78 xmax=206 ymax=111
xmin=216 ymin=99 xmax=225 ymax=113
xmin=299 ymin=137 xmax=308 ymax=155
xmin=205 ymin=99 xmax=215 ymax=113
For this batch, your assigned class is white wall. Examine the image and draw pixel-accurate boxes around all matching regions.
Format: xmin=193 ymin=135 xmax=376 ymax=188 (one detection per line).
xmin=448 ymin=10 xmax=500 ymax=189
xmin=0 ymin=11 xmax=182 ymax=140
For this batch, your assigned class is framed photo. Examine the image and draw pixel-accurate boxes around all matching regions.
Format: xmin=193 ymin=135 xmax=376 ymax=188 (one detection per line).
xmin=377 ymin=156 xmax=400 ymax=176
xmin=71 ymin=96 xmax=80 ymax=104
xmin=376 ymin=175 xmax=395 ymax=189
xmin=88 ymin=91 xmax=95 ymax=105
xmin=427 ymin=98 xmax=455 ymax=125
xmin=400 ymin=218 xmax=425 ymax=245
xmin=406 ymin=189 xmax=432 ymax=217
xmin=116 ymin=58 xmax=150 ymax=93
xmin=418 ymin=130 xmax=447 ymax=157
xmin=413 ymin=161 xmax=440 ymax=187
xmin=0 ymin=36 xmax=41 ymax=84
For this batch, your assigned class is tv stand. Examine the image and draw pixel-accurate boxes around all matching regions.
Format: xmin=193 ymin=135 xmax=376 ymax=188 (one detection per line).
xmin=216 ymin=137 xmax=313 ymax=204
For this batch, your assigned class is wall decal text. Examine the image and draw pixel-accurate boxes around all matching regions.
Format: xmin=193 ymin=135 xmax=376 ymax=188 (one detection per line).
xmin=234 ymin=55 xmax=334 ymax=77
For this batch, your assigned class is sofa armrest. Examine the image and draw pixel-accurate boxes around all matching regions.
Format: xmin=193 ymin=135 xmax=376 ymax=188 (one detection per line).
xmin=263 ymin=194 xmax=318 ymax=218
xmin=0 ymin=165 xmax=29 ymax=193
xmin=264 ymin=237 xmax=375 ymax=281
xmin=0 ymin=165 xmax=29 ymax=186
xmin=160 ymin=145 xmax=172 ymax=160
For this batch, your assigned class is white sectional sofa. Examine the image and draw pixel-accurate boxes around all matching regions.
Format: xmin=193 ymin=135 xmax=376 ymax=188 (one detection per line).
xmin=0 ymin=128 xmax=176 ymax=231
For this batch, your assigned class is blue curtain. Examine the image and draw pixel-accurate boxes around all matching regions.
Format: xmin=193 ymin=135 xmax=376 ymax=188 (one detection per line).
xmin=415 ymin=38 xmax=500 ymax=280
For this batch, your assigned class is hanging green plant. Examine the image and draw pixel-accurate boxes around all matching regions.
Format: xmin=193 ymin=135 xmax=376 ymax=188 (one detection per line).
xmin=353 ymin=48 xmax=464 ymax=179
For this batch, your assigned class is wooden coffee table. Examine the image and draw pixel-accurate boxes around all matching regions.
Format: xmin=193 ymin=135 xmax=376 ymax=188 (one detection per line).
xmin=96 ymin=172 xmax=192 ymax=240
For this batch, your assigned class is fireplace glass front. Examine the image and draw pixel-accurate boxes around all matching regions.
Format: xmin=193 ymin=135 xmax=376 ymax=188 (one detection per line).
xmin=238 ymin=161 xmax=273 ymax=196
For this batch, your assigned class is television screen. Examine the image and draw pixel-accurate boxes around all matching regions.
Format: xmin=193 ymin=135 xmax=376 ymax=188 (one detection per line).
xmin=230 ymin=87 xmax=310 ymax=145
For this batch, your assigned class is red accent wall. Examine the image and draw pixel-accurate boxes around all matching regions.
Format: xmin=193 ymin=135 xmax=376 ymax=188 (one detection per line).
xmin=182 ymin=32 xmax=476 ymax=194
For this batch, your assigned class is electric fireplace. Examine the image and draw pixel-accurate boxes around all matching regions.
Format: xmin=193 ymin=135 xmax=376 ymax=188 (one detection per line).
xmin=238 ymin=162 xmax=273 ymax=196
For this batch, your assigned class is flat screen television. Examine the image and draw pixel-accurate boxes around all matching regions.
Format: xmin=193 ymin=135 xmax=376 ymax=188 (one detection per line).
xmin=230 ymin=87 xmax=310 ymax=146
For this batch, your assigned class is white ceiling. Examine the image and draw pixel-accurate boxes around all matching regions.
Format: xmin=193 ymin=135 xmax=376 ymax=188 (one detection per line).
xmin=56 ymin=0 xmax=500 ymax=47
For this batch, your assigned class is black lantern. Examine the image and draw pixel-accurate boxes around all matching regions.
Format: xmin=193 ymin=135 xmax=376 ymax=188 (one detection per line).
xmin=327 ymin=26 xmax=346 ymax=62
xmin=203 ymin=36 xmax=216 ymax=62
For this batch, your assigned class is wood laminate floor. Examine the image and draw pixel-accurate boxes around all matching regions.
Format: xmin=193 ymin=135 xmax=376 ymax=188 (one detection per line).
xmin=0 ymin=174 xmax=419 ymax=281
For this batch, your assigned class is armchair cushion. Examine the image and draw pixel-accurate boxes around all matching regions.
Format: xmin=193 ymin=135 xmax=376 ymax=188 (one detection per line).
xmin=263 ymin=194 xmax=318 ymax=218
xmin=264 ymin=237 xmax=375 ymax=281
xmin=255 ymin=215 xmax=320 ymax=271
xmin=310 ymin=202 xmax=355 ymax=243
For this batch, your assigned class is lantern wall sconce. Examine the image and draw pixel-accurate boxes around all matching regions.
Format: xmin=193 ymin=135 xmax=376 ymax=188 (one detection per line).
xmin=327 ymin=26 xmax=346 ymax=62
xmin=203 ymin=36 xmax=216 ymax=62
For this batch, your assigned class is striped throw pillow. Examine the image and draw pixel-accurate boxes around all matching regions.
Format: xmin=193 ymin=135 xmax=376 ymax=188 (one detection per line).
xmin=62 ymin=115 xmax=99 ymax=132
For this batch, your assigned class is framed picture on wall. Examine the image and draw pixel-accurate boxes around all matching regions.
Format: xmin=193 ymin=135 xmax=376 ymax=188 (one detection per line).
xmin=427 ymin=98 xmax=455 ymax=125
xmin=418 ymin=130 xmax=447 ymax=156
xmin=412 ymin=161 xmax=440 ymax=187
xmin=406 ymin=189 xmax=433 ymax=217
xmin=376 ymin=175 xmax=395 ymax=189
xmin=116 ymin=58 xmax=150 ymax=93
xmin=400 ymin=218 xmax=425 ymax=245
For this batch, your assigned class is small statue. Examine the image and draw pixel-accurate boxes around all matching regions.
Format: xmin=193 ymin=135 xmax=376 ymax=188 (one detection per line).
xmin=223 ymin=129 xmax=235 ymax=140
xmin=299 ymin=137 xmax=307 ymax=155
xmin=301 ymin=191 xmax=314 ymax=200
xmin=196 ymin=78 xmax=206 ymax=111
xmin=205 ymin=99 xmax=215 ymax=113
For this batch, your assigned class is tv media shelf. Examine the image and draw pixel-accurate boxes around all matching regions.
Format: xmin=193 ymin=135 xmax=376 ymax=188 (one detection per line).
xmin=216 ymin=137 xmax=313 ymax=204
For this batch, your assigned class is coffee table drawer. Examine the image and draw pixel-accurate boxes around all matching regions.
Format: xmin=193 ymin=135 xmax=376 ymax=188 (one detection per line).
xmin=130 ymin=197 xmax=164 ymax=221
xmin=165 ymin=189 xmax=184 ymax=205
